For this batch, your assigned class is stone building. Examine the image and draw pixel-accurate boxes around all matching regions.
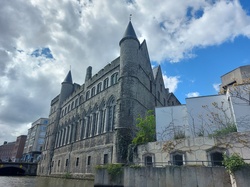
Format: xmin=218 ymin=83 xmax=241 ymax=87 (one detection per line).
xmin=0 ymin=141 xmax=15 ymax=162
xmin=11 ymin=135 xmax=27 ymax=162
xmin=38 ymin=21 xmax=180 ymax=176
xmin=22 ymin=118 xmax=49 ymax=162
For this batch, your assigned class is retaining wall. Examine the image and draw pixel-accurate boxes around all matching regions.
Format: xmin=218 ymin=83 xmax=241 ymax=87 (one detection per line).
xmin=94 ymin=166 xmax=250 ymax=187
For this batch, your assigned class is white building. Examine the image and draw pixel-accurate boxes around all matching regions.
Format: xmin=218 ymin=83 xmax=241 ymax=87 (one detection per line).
xmin=156 ymin=65 xmax=250 ymax=141
xmin=22 ymin=118 xmax=49 ymax=162
xmin=134 ymin=66 xmax=250 ymax=167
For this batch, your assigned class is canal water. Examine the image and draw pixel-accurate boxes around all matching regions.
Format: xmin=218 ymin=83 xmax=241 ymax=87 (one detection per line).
xmin=0 ymin=176 xmax=94 ymax=187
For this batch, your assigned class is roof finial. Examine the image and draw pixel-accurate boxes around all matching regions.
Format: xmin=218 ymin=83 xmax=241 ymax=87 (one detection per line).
xmin=70 ymin=65 xmax=71 ymax=71
xmin=129 ymin=14 xmax=132 ymax=21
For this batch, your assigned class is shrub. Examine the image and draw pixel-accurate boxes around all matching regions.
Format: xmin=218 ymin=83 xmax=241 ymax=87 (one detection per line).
xmin=223 ymin=153 xmax=247 ymax=173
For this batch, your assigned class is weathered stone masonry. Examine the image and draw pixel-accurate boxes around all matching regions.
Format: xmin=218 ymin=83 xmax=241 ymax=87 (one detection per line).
xmin=37 ymin=21 xmax=180 ymax=176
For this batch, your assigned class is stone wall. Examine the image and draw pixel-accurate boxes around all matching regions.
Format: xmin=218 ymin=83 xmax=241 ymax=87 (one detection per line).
xmin=95 ymin=166 xmax=250 ymax=187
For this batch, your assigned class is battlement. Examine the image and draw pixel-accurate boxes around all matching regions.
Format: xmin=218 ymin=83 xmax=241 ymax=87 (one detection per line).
xmin=85 ymin=57 xmax=120 ymax=87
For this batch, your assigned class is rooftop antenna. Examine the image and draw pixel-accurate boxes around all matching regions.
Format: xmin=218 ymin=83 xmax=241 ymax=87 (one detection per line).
xmin=129 ymin=14 xmax=132 ymax=21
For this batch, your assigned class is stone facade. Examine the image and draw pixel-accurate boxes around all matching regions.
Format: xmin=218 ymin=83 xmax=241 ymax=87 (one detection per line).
xmin=134 ymin=132 xmax=250 ymax=167
xmin=37 ymin=21 xmax=180 ymax=176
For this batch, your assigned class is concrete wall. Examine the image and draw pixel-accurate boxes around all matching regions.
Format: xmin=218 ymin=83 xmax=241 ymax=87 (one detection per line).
xmin=94 ymin=166 xmax=231 ymax=187
xmin=156 ymin=105 xmax=188 ymax=141
xmin=135 ymin=132 xmax=250 ymax=167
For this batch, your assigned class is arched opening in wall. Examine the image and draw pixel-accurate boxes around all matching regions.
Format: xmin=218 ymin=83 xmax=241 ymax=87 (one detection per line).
xmin=171 ymin=151 xmax=185 ymax=166
xmin=145 ymin=156 xmax=153 ymax=166
xmin=143 ymin=153 xmax=155 ymax=166
xmin=0 ymin=167 xmax=25 ymax=176
xmin=210 ymin=152 xmax=223 ymax=166
xmin=207 ymin=147 xmax=226 ymax=166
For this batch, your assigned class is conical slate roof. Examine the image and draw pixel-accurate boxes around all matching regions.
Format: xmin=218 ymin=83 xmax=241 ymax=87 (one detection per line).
xmin=63 ymin=70 xmax=73 ymax=84
xmin=119 ymin=21 xmax=139 ymax=45
xmin=123 ymin=21 xmax=137 ymax=39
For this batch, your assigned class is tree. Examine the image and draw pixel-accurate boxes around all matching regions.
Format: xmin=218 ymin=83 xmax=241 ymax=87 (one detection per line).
xmin=132 ymin=110 xmax=156 ymax=145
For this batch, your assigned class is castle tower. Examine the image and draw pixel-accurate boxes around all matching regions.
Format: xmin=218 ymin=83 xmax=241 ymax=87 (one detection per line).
xmin=115 ymin=21 xmax=142 ymax=163
xmin=45 ymin=70 xmax=74 ymax=174
xmin=58 ymin=70 xmax=74 ymax=105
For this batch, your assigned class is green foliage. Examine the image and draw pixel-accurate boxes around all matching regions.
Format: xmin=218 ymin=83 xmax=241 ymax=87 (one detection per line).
xmin=63 ymin=172 xmax=72 ymax=179
xmin=95 ymin=164 xmax=123 ymax=181
xmin=223 ymin=153 xmax=247 ymax=173
xmin=132 ymin=110 xmax=156 ymax=145
xmin=127 ymin=144 xmax=137 ymax=163
xmin=129 ymin=164 xmax=142 ymax=169
xmin=174 ymin=130 xmax=186 ymax=139
xmin=106 ymin=164 xmax=123 ymax=178
xmin=211 ymin=124 xmax=237 ymax=137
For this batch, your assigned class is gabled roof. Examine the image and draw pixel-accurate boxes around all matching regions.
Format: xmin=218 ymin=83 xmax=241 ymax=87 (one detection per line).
xmin=63 ymin=70 xmax=73 ymax=84
xmin=153 ymin=66 xmax=160 ymax=79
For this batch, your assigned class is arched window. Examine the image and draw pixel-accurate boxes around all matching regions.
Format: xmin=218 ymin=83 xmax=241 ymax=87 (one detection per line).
xmin=207 ymin=148 xmax=226 ymax=166
xmin=111 ymin=72 xmax=118 ymax=85
xmin=171 ymin=151 xmax=185 ymax=166
xmin=103 ymin=78 xmax=109 ymax=90
xmin=211 ymin=152 xmax=223 ymax=166
xmin=98 ymin=100 xmax=106 ymax=134
xmin=97 ymin=82 xmax=102 ymax=94
xmin=143 ymin=153 xmax=155 ymax=166
xmin=107 ymin=96 xmax=116 ymax=132
xmin=86 ymin=91 xmax=90 ymax=100
xmin=91 ymin=87 xmax=96 ymax=97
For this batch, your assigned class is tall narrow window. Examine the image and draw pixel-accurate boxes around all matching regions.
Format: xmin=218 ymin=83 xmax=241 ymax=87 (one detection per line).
xmin=65 ymin=159 xmax=68 ymax=166
xmin=75 ymin=98 xmax=78 ymax=107
xmin=111 ymin=73 xmax=118 ymax=85
xmin=107 ymin=97 xmax=115 ymax=132
xmin=97 ymin=82 xmax=102 ymax=93
xmin=58 ymin=160 xmax=60 ymax=167
xmin=87 ymin=156 xmax=91 ymax=165
xmin=76 ymin=157 xmax=79 ymax=166
xmin=86 ymin=91 xmax=90 ymax=100
xmin=145 ymin=156 xmax=153 ymax=166
xmin=91 ymin=87 xmax=96 ymax=97
xmin=104 ymin=154 xmax=108 ymax=164
xmin=103 ymin=78 xmax=109 ymax=89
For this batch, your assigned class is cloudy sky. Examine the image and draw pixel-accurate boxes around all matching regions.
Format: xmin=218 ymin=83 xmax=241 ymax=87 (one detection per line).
xmin=1 ymin=0 xmax=250 ymax=144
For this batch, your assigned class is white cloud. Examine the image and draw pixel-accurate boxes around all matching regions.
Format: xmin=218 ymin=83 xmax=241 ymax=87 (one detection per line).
xmin=186 ymin=92 xmax=200 ymax=98
xmin=213 ymin=83 xmax=221 ymax=92
xmin=0 ymin=0 xmax=250 ymax=143
xmin=162 ymin=74 xmax=180 ymax=93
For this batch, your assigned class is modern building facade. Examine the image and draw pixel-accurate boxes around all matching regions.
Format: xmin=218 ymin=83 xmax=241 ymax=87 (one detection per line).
xmin=38 ymin=21 xmax=180 ymax=176
xmin=22 ymin=118 xmax=49 ymax=162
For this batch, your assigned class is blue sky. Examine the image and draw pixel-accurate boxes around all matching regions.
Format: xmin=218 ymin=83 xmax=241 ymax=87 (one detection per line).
xmin=163 ymin=35 xmax=250 ymax=103
xmin=0 ymin=0 xmax=250 ymax=143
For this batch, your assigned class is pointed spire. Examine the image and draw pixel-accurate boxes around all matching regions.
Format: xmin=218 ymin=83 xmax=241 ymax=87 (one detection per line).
xmin=63 ymin=70 xmax=73 ymax=84
xmin=119 ymin=21 xmax=139 ymax=46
